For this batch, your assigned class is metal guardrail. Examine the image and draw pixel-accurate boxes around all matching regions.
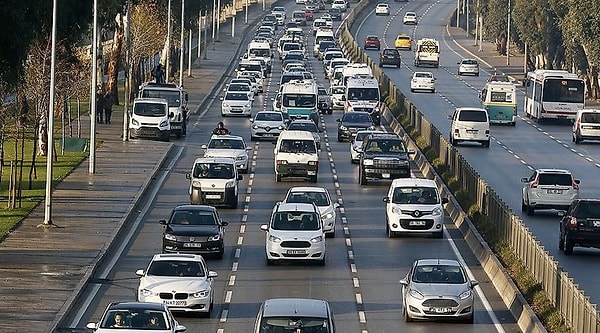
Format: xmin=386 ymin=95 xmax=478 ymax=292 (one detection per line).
xmin=338 ymin=1 xmax=600 ymax=333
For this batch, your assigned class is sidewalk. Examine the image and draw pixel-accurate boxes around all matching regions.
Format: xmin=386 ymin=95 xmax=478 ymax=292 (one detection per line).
xmin=0 ymin=3 xmax=273 ymax=332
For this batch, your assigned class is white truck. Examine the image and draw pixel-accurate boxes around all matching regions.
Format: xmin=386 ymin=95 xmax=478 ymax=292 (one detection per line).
xmin=414 ymin=38 xmax=440 ymax=68
xmin=138 ymin=82 xmax=188 ymax=138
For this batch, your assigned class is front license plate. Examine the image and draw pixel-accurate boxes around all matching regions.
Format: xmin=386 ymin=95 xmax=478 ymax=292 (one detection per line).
xmin=382 ymin=173 xmax=390 ymax=178
xmin=592 ymin=220 xmax=600 ymax=227
xmin=263 ymin=133 xmax=273 ymax=137
xmin=287 ymin=250 xmax=306 ymax=254
xmin=164 ymin=300 xmax=187 ymax=306
xmin=206 ymin=194 xmax=221 ymax=199
xmin=409 ymin=220 xmax=426 ymax=226
xmin=307 ymin=170 xmax=316 ymax=175
xmin=431 ymin=307 xmax=452 ymax=314
xmin=183 ymin=243 xmax=202 ymax=248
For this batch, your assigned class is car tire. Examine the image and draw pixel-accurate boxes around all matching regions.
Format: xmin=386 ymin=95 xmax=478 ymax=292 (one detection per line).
xmin=526 ymin=203 xmax=535 ymax=216
xmin=250 ymin=136 xmax=256 ymax=141
xmin=434 ymin=230 xmax=443 ymax=239
xmin=359 ymin=167 xmax=368 ymax=185
xmin=337 ymin=135 xmax=343 ymax=142
xmin=482 ymin=140 xmax=490 ymax=148
xmin=386 ymin=223 xmax=395 ymax=238
xmin=230 ymin=195 xmax=238 ymax=209
xmin=266 ymin=257 xmax=274 ymax=265
xmin=431 ymin=89 xmax=435 ymax=93
xmin=310 ymin=175 xmax=318 ymax=183
xmin=402 ymin=306 xmax=412 ymax=322
xmin=275 ymin=173 xmax=282 ymax=182
xmin=316 ymin=258 xmax=325 ymax=266
xmin=563 ymin=237 xmax=574 ymax=255
xmin=464 ymin=313 xmax=474 ymax=324
xmin=410 ymin=88 xmax=415 ymax=92
xmin=216 ymin=247 xmax=224 ymax=260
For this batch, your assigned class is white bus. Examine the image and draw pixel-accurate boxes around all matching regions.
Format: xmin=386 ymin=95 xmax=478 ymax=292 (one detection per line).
xmin=524 ymin=69 xmax=585 ymax=121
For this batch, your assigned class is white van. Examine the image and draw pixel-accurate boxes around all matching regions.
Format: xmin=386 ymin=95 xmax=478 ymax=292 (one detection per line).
xmin=273 ymin=130 xmax=319 ymax=183
xmin=449 ymin=107 xmax=490 ymax=147
xmin=186 ymin=157 xmax=243 ymax=208
xmin=572 ymin=109 xmax=600 ymax=144
xmin=129 ymin=98 xmax=171 ymax=142
xmin=313 ymin=29 xmax=335 ymax=55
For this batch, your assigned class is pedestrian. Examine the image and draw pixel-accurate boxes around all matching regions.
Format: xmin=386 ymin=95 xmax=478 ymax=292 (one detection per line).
xmin=95 ymin=91 xmax=105 ymax=123
xmin=155 ymin=63 xmax=164 ymax=83
xmin=103 ymin=92 xmax=114 ymax=124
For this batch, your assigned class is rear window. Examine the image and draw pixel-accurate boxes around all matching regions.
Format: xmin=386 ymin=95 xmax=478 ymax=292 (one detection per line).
xmin=461 ymin=59 xmax=478 ymax=65
xmin=458 ymin=110 xmax=487 ymax=122
xmin=574 ymin=202 xmax=600 ymax=219
xmin=581 ymin=112 xmax=600 ymax=123
xmin=367 ymin=36 xmax=379 ymax=41
xmin=537 ymin=173 xmax=572 ymax=186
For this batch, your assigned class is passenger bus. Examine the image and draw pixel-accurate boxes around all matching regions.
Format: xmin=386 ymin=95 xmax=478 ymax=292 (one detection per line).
xmin=480 ymin=81 xmax=517 ymax=126
xmin=524 ymin=69 xmax=585 ymax=121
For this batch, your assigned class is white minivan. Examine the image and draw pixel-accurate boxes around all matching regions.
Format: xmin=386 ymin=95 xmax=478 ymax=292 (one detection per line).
xmin=449 ymin=107 xmax=490 ymax=148
xmin=572 ymin=109 xmax=600 ymax=144
xmin=273 ymin=130 xmax=319 ymax=183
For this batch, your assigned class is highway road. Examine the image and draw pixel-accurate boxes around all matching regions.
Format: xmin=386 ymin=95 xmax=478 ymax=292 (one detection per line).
xmin=352 ymin=0 xmax=600 ymax=309
xmin=62 ymin=1 xmax=525 ymax=332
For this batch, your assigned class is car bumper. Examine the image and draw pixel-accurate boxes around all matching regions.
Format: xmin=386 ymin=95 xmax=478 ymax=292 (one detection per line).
xmin=138 ymin=294 xmax=211 ymax=313
xmin=129 ymin=127 xmax=170 ymax=141
xmin=190 ymin=187 xmax=237 ymax=206
xmin=222 ymin=106 xmax=252 ymax=116
xmin=387 ymin=214 xmax=443 ymax=234
xmin=363 ymin=167 xmax=411 ymax=179
xmin=163 ymin=239 xmax=224 ymax=255
xmin=276 ymin=164 xmax=318 ymax=177
xmin=266 ymin=241 xmax=325 ymax=261
xmin=251 ymin=128 xmax=282 ymax=139
xmin=404 ymin=296 xmax=474 ymax=321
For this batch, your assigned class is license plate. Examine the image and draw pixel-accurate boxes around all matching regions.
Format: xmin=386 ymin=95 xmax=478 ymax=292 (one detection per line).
xmin=547 ymin=189 xmax=563 ymax=194
xmin=183 ymin=243 xmax=202 ymax=248
xmin=171 ymin=124 xmax=182 ymax=129
xmin=307 ymin=171 xmax=316 ymax=175
xmin=287 ymin=250 xmax=306 ymax=254
xmin=164 ymin=300 xmax=187 ymax=306
xmin=206 ymin=194 xmax=221 ymax=199
xmin=466 ymin=129 xmax=478 ymax=134
xmin=431 ymin=307 xmax=452 ymax=314
xmin=263 ymin=133 xmax=273 ymax=137
xmin=592 ymin=220 xmax=600 ymax=227
xmin=409 ymin=220 xmax=426 ymax=226
xmin=382 ymin=173 xmax=390 ymax=178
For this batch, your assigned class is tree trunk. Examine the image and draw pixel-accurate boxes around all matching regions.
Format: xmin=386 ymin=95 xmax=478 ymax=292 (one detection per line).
xmin=106 ymin=14 xmax=125 ymax=105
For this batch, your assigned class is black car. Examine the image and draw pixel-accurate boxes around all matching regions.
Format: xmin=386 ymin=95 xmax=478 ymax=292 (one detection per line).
xmin=559 ymin=199 xmax=600 ymax=255
xmin=379 ymin=48 xmax=401 ymax=68
xmin=359 ymin=133 xmax=415 ymax=185
xmin=328 ymin=8 xmax=342 ymax=20
xmin=336 ymin=111 xmax=375 ymax=142
xmin=161 ymin=205 xmax=228 ymax=259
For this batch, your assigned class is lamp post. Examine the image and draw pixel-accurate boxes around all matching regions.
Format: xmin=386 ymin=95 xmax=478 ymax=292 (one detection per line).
xmin=245 ymin=0 xmax=248 ymax=23
xmin=506 ymin=0 xmax=511 ymax=65
xmin=179 ymin=0 xmax=185 ymax=86
xmin=456 ymin=0 xmax=460 ymax=27
xmin=217 ymin=0 xmax=221 ymax=41
xmin=123 ymin=1 xmax=131 ymax=142
xmin=89 ymin=0 xmax=98 ymax=174
xmin=232 ymin=0 xmax=236 ymax=38
xmin=466 ymin=0 xmax=469 ymax=37
xmin=166 ymin=0 xmax=172 ymax=82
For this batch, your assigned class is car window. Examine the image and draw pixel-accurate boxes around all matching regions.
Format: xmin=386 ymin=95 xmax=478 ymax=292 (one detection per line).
xmin=147 ymin=260 xmax=206 ymax=277
xmin=279 ymin=139 xmax=316 ymax=153
xmin=574 ymin=202 xmax=600 ymax=218
xmin=287 ymin=191 xmax=330 ymax=206
xmin=288 ymin=122 xmax=318 ymax=132
xmin=581 ymin=112 xmax=600 ymax=123
xmin=256 ymin=112 xmax=283 ymax=121
xmin=367 ymin=36 xmax=379 ymax=41
xmin=102 ymin=310 xmax=170 ymax=329
xmin=258 ymin=316 xmax=329 ymax=333
xmin=193 ymin=163 xmax=234 ymax=179
xmin=272 ymin=212 xmax=320 ymax=230
xmin=171 ymin=210 xmax=217 ymax=226
xmin=208 ymin=138 xmax=244 ymax=149
xmin=412 ymin=265 xmax=466 ymax=284
xmin=457 ymin=110 xmax=487 ymax=122
xmin=537 ymin=173 xmax=572 ymax=186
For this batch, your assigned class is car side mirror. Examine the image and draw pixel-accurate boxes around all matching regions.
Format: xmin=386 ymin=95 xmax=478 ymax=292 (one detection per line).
xmin=237 ymin=174 xmax=243 ymax=181
xmin=383 ymin=197 xmax=390 ymax=203
xmin=246 ymin=147 xmax=252 ymax=151
xmin=336 ymin=118 xmax=341 ymax=122
xmin=447 ymin=115 xmax=452 ymax=120
xmin=186 ymin=173 xmax=191 ymax=180
xmin=399 ymin=278 xmax=408 ymax=286
xmin=159 ymin=219 xmax=167 ymax=225
xmin=220 ymin=97 xmax=224 ymax=101
xmin=260 ymin=224 xmax=269 ymax=231
xmin=574 ymin=179 xmax=581 ymax=184
xmin=201 ymin=144 xmax=208 ymax=149
xmin=135 ymin=269 xmax=145 ymax=277
xmin=520 ymin=177 xmax=529 ymax=183
xmin=221 ymin=221 xmax=230 ymax=227
xmin=557 ymin=210 xmax=566 ymax=217
xmin=470 ymin=280 xmax=479 ymax=288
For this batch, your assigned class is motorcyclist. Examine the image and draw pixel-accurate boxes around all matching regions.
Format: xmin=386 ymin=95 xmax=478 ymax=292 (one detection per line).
xmin=212 ymin=121 xmax=231 ymax=135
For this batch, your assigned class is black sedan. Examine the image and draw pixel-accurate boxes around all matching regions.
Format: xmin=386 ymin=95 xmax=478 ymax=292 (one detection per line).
xmin=328 ymin=8 xmax=342 ymax=21
xmin=336 ymin=111 xmax=375 ymax=142
xmin=160 ymin=205 xmax=228 ymax=259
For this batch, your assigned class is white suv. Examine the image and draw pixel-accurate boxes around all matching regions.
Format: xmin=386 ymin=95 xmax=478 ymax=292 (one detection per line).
xmin=383 ymin=178 xmax=448 ymax=238
xmin=260 ymin=202 xmax=326 ymax=265
xmin=521 ymin=169 xmax=580 ymax=216
xmin=186 ymin=157 xmax=243 ymax=208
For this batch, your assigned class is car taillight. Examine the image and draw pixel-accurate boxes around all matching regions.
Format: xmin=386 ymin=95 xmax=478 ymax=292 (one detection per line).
xmin=572 ymin=179 xmax=579 ymax=190
xmin=575 ymin=118 xmax=581 ymax=130
xmin=530 ymin=178 xmax=538 ymax=188
xmin=569 ymin=216 xmax=578 ymax=227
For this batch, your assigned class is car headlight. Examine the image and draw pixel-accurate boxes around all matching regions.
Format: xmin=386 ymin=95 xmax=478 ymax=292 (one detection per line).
xmin=339 ymin=125 xmax=347 ymax=131
xmin=131 ymin=118 xmax=140 ymax=126
xmin=209 ymin=234 xmax=221 ymax=241
xmin=192 ymin=290 xmax=210 ymax=298
xmin=164 ymin=233 xmax=177 ymax=241
xmin=192 ymin=179 xmax=202 ymax=187
xmin=225 ymin=180 xmax=235 ymax=188
xmin=458 ymin=289 xmax=472 ymax=300
xmin=252 ymin=124 xmax=259 ymax=129
xmin=408 ymin=288 xmax=424 ymax=300
xmin=140 ymin=288 xmax=155 ymax=297
xmin=160 ymin=119 xmax=169 ymax=127
xmin=362 ymin=159 xmax=374 ymax=166
xmin=269 ymin=234 xmax=282 ymax=242
xmin=222 ymin=102 xmax=230 ymax=107
xmin=322 ymin=212 xmax=334 ymax=220
xmin=432 ymin=207 xmax=442 ymax=216
xmin=391 ymin=206 xmax=402 ymax=215
xmin=310 ymin=235 xmax=323 ymax=243
xmin=278 ymin=125 xmax=285 ymax=130
xmin=236 ymin=155 xmax=245 ymax=161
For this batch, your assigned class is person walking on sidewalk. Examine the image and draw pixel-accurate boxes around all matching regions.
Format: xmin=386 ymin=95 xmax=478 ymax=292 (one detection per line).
xmin=95 ymin=90 xmax=105 ymax=124
xmin=103 ymin=92 xmax=114 ymax=124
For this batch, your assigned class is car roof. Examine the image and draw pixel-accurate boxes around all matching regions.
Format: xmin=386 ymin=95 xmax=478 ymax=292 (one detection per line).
xmin=366 ymin=133 xmax=401 ymax=140
xmin=193 ymin=156 xmax=236 ymax=164
xmin=210 ymin=134 xmax=244 ymax=140
xmin=151 ymin=253 xmax=205 ymax=262
xmin=275 ymin=202 xmax=319 ymax=213
xmin=278 ymin=130 xmax=316 ymax=140
xmin=108 ymin=302 xmax=166 ymax=311
xmin=288 ymin=186 xmax=328 ymax=194
xmin=416 ymin=258 xmax=460 ymax=266
xmin=173 ymin=204 xmax=217 ymax=212
xmin=261 ymin=298 xmax=330 ymax=318
xmin=535 ymin=168 xmax=572 ymax=174
xmin=391 ymin=178 xmax=437 ymax=188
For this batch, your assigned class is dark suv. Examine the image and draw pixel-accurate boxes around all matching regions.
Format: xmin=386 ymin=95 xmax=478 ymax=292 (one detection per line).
xmin=359 ymin=133 xmax=414 ymax=185
xmin=559 ymin=199 xmax=600 ymax=255
xmin=379 ymin=48 xmax=401 ymax=68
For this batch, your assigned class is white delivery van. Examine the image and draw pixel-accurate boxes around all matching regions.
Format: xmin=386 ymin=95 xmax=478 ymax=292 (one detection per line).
xmin=449 ymin=107 xmax=490 ymax=147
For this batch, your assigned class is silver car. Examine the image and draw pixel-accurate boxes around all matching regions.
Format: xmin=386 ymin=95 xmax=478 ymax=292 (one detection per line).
xmin=400 ymin=259 xmax=479 ymax=323
xmin=521 ymin=168 xmax=580 ymax=215
xmin=457 ymin=58 xmax=480 ymax=76
xmin=250 ymin=111 xmax=287 ymax=141
xmin=202 ymin=135 xmax=252 ymax=173
xmin=283 ymin=186 xmax=339 ymax=237
xmin=286 ymin=119 xmax=322 ymax=149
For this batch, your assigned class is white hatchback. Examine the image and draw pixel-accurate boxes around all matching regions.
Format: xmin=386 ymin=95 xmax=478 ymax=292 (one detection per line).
xmin=220 ymin=91 xmax=252 ymax=117
xmin=403 ymin=11 xmax=417 ymax=24
xmin=375 ymin=3 xmax=390 ymax=15
xmin=410 ymin=71 xmax=436 ymax=93
xmin=283 ymin=186 xmax=339 ymax=237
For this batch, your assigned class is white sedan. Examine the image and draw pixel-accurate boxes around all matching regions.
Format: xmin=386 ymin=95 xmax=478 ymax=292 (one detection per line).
xmin=403 ymin=11 xmax=417 ymax=24
xmin=283 ymin=186 xmax=339 ymax=237
xmin=136 ymin=253 xmax=218 ymax=316
xmin=410 ymin=71 xmax=436 ymax=93
xmin=221 ymin=91 xmax=253 ymax=117
xmin=202 ymin=135 xmax=252 ymax=173
xmin=375 ymin=3 xmax=390 ymax=15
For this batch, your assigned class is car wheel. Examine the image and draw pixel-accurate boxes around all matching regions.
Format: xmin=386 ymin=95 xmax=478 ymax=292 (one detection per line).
xmin=275 ymin=173 xmax=282 ymax=182
xmin=559 ymin=233 xmax=565 ymax=251
xmin=266 ymin=257 xmax=274 ymax=265
xmin=526 ymin=203 xmax=535 ymax=216
xmin=216 ymin=246 xmax=224 ymax=260
xmin=402 ymin=306 xmax=412 ymax=322
xmin=482 ymin=140 xmax=490 ymax=148
xmin=386 ymin=222 xmax=395 ymax=238
xmin=327 ymin=230 xmax=335 ymax=238
xmin=410 ymin=88 xmax=414 ymax=92
xmin=310 ymin=175 xmax=318 ymax=183
xmin=434 ymin=230 xmax=443 ymax=239
xmin=431 ymin=89 xmax=435 ymax=93
xmin=563 ymin=237 xmax=574 ymax=255
xmin=328 ymin=109 xmax=333 ymax=115
xmin=230 ymin=195 xmax=238 ymax=209
xmin=359 ymin=167 xmax=368 ymax=185
xmin=574 ymin=132 xmax=582 ymax=144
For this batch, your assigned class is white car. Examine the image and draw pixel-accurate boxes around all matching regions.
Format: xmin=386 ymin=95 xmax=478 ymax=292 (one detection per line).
xmin=457 ymin=58 xmax=480 ymax=76
xmin=202 ymin=135 xmax=252 ymax=174
xmin=136 ymin=253 xmax=217 ymax=316
xmin=237 ymin=71 xmax=264 ymax=93
xmin=283 ymin=186 xmax=339 ymax=237
xmin=331 ymin=0 xmax=347 ymax=12
xmin=229 ymin=78 xmax=258 ymax=95
xmin=329 ymin=85 xmax=346 ymax=110
xmin=375 ymin=3 xmax=390 ymax=15
xmin=225 ymin=82 xmax=254 ymax=100
xmin=272 ymin=6 xmax=286 ymax=19
xmin=403 ymin=11 xmax=417 ymax=24
xmin=521 ymin=168 xmax=580 ymax=216
xmin=410 ymin=71 xmax=436 ymax=93
xmin=349 ymin=129 xmax=385 ymax=163
xmin=250 ymin=111 xmax=287 ymax=141
xmin=221 ymin=91 xmax=252 ymax=117
xmin=261 ymin=202 xmax=326 ymax=265
xmin=86 ymin=301 xmax=186 ymax=332
xmin=273 ymin=12 xmax=285 ymax=25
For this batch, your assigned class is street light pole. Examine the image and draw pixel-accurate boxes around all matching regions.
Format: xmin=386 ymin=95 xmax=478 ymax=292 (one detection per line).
xmin=123 ymin=1 xmax=131 ymax=142
xmin=198 ymin=11 xmax=202 ymax=58
xmin=41 ymin=0 xmax=59 ymax=227
xmin=217 ymin=0 xmax=221 ymax=41
xmin=232 ymin=0 xmax=236 ymax=38
xmin=466 ymin=0 xmax=469 ymax=37
xmin=89 ymin=0 xmax=98 ymax=174
xmin=456 ymin=0 xmax=460 ymax=28
xmin=179 ymin=0 xmax=185 ymax=86
xmin=166 ymin=0 xmax=172 ymax=82
xmin=506 ymin=0 xmax=511 ymax=65
xmin=245 ymin=0 xmax=248 ymax=24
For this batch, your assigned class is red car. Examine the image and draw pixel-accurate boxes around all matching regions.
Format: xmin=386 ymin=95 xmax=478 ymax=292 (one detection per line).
xmin=364 ymin=35 xmax=381 ymax=50
xmin=305 ymin=9 xmax=314 ymax=21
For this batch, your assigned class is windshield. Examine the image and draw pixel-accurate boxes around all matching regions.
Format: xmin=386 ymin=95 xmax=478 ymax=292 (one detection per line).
xmin=192 ymin=163 xmax=234 ymax=179
xmin=147 ymin=260 xmax=206 ymax=277
xmin=458 ymin=110 xmax=487 ymax=122
xmin=225 ymin=92 xmax=250 ymax=101
xmin=255 ymin=112 xmax=283 ymax=121
xmin=140 ymin=90 xmax=181 ymax=107
xmin=288 ymin=122 xmax=318 ymax=132
xmin=101 ymin=310 xmax=170 ymax=330
xmin=208 ymin=138 xmax=245 ymax=149
xmin=283 ymin=94 xmax=317 ymax=108
xmin=542 ymin=78 xmax=585 ymax=103
xmin=364 ymin=139 xmax=406 ymax=154
xmin=258 ymin=317 xmax=330 ymax=333
xmin=343 ymin=113 xmax=371 ymax=123
xmin=133 ymin=102 xmax=166 ymax=117
xmin=391 ymin=187 xmax=438 ymax=204
xmin=279 ymin=139 xmax=317 ymax=153
xmin=331 ymin=86 xmax=345 ymax=94
xmin=281 ymin=75 xmax=304 ymax=85
xmin=287 ymin=191 xmax=330 ymax=206
xmin=412 ymin=264 xmax=466 ymax=284
xmin=347 ymin=87 xmax=379 ymax=101
xmin=250 ymin=48 xmax=270 ymax=57
xmin=170 ymin=210 xmax=217 ymax=226
xmin=228 ymin=84 xmax=250 ymax=92
xmin=271 ymin=212 xmax=320 ymax=230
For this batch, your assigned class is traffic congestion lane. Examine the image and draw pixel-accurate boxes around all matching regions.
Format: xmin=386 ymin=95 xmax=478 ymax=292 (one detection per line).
xmin=353 ymin=0 xmax=600 ymax=305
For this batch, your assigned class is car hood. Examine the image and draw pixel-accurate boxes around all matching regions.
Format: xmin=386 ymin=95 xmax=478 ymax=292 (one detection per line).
xmin=341 ymin=121 xmax=373 ymax=128
xmin=167 ymin=224 xmax=220 ymax=236
xmin=253 ymin=120 xmax=284 ymax=127
xmin=204 ymin=149 xmax=246 ymax=159
xmin=139 ymin=276 xmax=211 ymax=292
xmin=363 ymin=152 xmax=409 ymax=160
xmin=223 ymin=99 xmax=250 ymax=106
xmin=411 ymin=283 xmax=470 ymax=298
